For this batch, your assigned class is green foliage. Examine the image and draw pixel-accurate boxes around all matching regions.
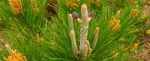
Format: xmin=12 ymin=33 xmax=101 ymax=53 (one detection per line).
xmin=0 ymin=0 xmax=145 ymax=61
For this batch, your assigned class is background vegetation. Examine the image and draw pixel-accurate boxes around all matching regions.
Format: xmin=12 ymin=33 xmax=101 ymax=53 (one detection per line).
xmin=0 ymin=0 xmax=149 ymax=61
